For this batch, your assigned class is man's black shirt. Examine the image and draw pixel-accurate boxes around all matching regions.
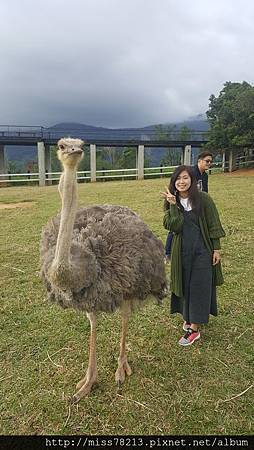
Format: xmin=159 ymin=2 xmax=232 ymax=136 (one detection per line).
xmin=192 ymin=165 xmax=208 ymax=192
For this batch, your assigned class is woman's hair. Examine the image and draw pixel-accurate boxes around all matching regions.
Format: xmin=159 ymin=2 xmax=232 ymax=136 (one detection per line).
xmin=164 ymin=165 xmax=201 ymax=214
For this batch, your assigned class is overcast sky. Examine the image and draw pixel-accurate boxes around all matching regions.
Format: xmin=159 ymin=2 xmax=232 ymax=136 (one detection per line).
xmin=0 ymin=0 xmax=254 ymax=128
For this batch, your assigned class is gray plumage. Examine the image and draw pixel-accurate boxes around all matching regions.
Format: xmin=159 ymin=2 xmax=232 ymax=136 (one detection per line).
xmin=40 ymin=204 xmax=167 ymax=313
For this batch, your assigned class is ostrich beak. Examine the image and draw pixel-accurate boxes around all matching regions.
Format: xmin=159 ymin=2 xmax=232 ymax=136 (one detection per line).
xmin=70 ymin=148 xmax=83 ymax=155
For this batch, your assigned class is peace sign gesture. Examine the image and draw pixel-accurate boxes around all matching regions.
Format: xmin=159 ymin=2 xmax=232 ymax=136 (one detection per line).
xmin=160 ymin=186 xmax=176 ymax=205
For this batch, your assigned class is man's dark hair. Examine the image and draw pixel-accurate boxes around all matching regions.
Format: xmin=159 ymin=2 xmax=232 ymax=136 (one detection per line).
xmin=197 ymin=151 xmax=213 ymax=160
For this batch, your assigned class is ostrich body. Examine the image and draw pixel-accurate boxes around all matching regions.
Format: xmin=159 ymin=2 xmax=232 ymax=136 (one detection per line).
xmin=40 ymin=138 xmax=167 ymax=403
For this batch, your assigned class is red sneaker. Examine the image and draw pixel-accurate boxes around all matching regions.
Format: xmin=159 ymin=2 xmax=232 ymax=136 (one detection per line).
xmin=178 ymin=329 xmax=200 ymax=346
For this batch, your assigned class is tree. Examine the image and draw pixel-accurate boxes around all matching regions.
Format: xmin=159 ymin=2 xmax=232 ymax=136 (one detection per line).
xmin=7 ymin=160 xmax=18 ymax=173
xmin=118 ymin=147 xmax=136 ymax=169
xmin=50 ymin=146 xmax=61 ymax=172
xmin=161 ymin=148 xmax=181 ymax=166
xmin=97 ymin=146 xmax=123 ymax=170
xmin=154 ymin=124 xmax=184 ymax=166
xmin=206 ymin=81 xmax=254 ymax=150
xmin=178 ymin=125 xmax=191 ymax=141
xmin=154 ymin=124 xmax=177 ymax=141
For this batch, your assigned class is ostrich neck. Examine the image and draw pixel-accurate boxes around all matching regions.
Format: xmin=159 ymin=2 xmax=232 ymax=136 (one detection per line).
xmin=54 ymin=166 xmax=77 ymax=267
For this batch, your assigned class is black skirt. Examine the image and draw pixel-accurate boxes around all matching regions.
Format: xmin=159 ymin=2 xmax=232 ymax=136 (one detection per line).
xmin=171 ymin=210 xmax=217 ymax=324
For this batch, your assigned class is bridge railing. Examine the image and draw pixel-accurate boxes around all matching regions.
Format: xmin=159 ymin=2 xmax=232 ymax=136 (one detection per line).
xmin=0 ymin=125 xmax=43 ymax=138
xmin=42 ymin=129 xmax=208 ymax=142
xmin=0 ymin=125 xmax=208 ymax=143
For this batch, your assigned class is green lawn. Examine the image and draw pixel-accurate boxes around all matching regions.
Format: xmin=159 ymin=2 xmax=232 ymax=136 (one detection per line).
xmin=0 ymin=173 xmax=253 ymax=435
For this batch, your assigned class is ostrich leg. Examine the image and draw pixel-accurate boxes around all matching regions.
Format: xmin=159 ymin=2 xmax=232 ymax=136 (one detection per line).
xmin=72 ymin=312 xmax=98 ymax=403
xmin=115 ymin=300 xmax=132 ymax=388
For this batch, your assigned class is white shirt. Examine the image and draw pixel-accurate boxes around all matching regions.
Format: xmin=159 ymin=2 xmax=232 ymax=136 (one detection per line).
xmin=180 ymin=197 xmax=192 ymax=211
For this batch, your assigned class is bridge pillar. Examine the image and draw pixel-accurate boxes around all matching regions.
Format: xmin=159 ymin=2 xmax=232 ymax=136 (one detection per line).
xmin=137 ymin=145 xmax=144 ymax=180
xmin=45 ymin=145 xmax=52 ymax=185
xmin=90 ymin=144 xmax=96 ymax=182
xmin=0 ymin=144 xmax=7 ymax=175
xmin=37 ymin=141 xmax=46 ymax=186
xmin=228 ymin=149 xmax=237 ymax=172
xmin=183 ymin=145 xmax=192 ymax=165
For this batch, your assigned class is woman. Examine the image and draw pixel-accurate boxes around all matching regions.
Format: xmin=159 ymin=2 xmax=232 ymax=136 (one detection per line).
xmin=161 ymin=165 xmax=225 ymax=346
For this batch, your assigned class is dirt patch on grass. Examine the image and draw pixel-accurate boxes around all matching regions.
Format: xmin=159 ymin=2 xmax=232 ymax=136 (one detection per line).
xmin=226 ymin=168 xmax=254 ymax=176
xmin=0 ymin=201 xmax=35 ymax=210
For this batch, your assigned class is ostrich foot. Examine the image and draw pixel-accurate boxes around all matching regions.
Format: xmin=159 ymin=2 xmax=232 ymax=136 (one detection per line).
xmin=72 ymin=373 xmax=98 ymax=404
xmin=76 ymin=376 xmax=88 ymax=390
xmin=115 ymin=358 xmax=132 ymax=388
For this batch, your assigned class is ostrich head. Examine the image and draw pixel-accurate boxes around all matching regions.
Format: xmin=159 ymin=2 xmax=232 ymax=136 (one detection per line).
xmin=57 ymin=138 xmax=84 ymax=168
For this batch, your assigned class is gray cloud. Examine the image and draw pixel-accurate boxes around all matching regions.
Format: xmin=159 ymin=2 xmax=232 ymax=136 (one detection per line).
xmin=0 ymin=0 xmax=254 ymax=128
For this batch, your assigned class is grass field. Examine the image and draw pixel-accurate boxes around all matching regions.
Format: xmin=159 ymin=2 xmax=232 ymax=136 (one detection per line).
xmin=0 ymin=173 xmax=253 ymax=436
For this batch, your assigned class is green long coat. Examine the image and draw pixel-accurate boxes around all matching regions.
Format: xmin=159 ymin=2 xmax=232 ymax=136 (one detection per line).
xmin=163 ymin=192 xmax=225 ymax=298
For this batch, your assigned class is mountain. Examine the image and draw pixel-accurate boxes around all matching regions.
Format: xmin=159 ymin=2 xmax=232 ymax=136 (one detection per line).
xmin=48 ymin=117 xmax=209 ymax=133
xmin=48 ymin=122 xmax=109 ymax=131
xmin=6 ymin=117 xmax=209 ymax=168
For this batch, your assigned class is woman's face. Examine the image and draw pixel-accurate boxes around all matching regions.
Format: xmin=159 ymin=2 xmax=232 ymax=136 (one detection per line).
xmin=175 ymin=170 xmax=192 ymax=193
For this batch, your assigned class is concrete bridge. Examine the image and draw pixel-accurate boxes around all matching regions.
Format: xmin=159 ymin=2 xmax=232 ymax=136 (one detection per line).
xmin=0 ymin=125 xmax=236 ymax=185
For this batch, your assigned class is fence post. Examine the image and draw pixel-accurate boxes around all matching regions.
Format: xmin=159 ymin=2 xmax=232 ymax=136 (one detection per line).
xmin=37 ymin=141 xmax=46 ymax=186
xmin=90 ymin=144 xmax=96 ymax=182
xmin=137 ymin=145 xmax=144 ymax=180
xmin=228 ymin=149 xmax=237 ymax=172
xmin=0 ymin=144 xmax=7 ymax=177
xmin=222 ymin=150 xmax=226 ymax=172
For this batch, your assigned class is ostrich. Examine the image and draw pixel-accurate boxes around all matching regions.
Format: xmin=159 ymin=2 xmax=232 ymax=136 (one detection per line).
xmin=40 ymin=137 xmax=167 ymax=403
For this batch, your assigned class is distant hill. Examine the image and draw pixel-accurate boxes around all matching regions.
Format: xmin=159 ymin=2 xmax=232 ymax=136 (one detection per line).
xmin=6 ymin=116 xmax=209 ymax=168
xmin=47 ymin=116 xmax=209 ymax=134
xmin=143 ymin=115 xmax=209 ymax=132
xmin=48 ymin=122 xmax=109 ymax=131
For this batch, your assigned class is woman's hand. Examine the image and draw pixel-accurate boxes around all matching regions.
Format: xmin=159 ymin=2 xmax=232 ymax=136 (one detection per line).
xmin=212 ymin=250 xmax=221 ymax=265
xmin=160 ymin=187 xmax=176 ymax=204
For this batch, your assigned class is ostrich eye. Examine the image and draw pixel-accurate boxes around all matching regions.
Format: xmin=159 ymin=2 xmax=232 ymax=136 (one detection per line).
xmin=59 ymin=145 xmax=65 ymax=150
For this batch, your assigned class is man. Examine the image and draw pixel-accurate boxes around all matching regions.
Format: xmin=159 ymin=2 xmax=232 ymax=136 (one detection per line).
xmin=164 ymin=151 xmax=213 ymax=261
xmin=192 ymin=151 xmax=213 ymax=193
